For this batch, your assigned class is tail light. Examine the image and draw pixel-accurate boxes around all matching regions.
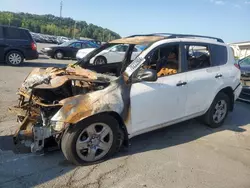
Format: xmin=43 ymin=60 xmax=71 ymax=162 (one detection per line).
xmin=31 ymin=42 xmax=37 ymax=51
xmin=234 ymin=63 xmax=240 ymax=69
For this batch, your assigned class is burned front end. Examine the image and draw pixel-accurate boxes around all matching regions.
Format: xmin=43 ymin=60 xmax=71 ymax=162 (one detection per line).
xmin=9 ymin=65 xmax=116 ymax=153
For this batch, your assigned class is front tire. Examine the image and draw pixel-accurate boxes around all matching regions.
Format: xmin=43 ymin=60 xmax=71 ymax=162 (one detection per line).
xmin=203 ymin=92 xmax=229 ymax=128
xmin=61 ymin=115 xmax=122 ymax=165
xmin=94 ymin=56 xmax=107 ymax=65
xmin=5 ymin=51 xmax=24 ymax=66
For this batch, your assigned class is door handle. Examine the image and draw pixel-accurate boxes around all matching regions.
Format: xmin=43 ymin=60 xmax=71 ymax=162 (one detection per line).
xmin=215 ymin=74 xmax=222 ymax=78
xmin=176 ymin=81 xmax=187 ymax=86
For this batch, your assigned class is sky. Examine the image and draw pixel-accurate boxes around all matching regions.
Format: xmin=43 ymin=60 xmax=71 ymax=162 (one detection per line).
xmin=0 ymin=0 xmax=249 ymax=43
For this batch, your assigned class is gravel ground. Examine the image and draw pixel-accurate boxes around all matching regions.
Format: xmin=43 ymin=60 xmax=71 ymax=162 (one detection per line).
xmin=0 ymin=46 xmax=250 ymax=188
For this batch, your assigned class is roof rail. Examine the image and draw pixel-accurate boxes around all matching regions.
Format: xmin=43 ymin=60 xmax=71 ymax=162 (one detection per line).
xmin=126 ymin=33 xmax=224 ymax=43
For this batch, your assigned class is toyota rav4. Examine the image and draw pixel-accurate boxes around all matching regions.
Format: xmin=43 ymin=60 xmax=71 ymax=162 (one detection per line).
xmin=10 ymin=33 xmax=242 ymax=165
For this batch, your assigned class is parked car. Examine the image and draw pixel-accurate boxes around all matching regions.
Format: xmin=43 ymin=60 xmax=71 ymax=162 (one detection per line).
xmin=10 ymin=33 xmax=242 ymax=165
xmin=0 ymin=25 xmax=38 ymax=66
xmin=76 ymin=44 xmax=143 ymax=64
xmin=237 ymin=55 xmax=250 ymax=102
xmin=57 ymin=36 xmax=70 ymax=44
xmin=41 ymin=40 xmax=100 ymax=59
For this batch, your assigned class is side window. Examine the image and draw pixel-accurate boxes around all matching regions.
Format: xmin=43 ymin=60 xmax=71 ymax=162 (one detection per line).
xmin=69 ymin=42 xmax=81 ymax=48
xmin=83 ymin=42 xmax=91 ymax=48
xmin=111 ymin=45 xmax=128 ymax=52
xmin=210 ymin=44 xmax=228 ymax=66
xmin=143 ymin=44 xmax=180 ymax=77
xmin=186 ymin=45 xmax=211 ymax=71
xmin=5 ymin=28 xmax=28 ymax=40
xmin=75 ymin=43 xmax=82 ymax=49
xmin=0 ymin=27 xmax=3 ymax=38
xmin=69 ymin=43 xmax=75 ymax=47
xmin=133 ymin=47 xmax=138 ymax=52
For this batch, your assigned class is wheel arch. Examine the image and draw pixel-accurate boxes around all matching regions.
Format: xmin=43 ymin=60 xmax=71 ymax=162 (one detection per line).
xmin=219 ymin=86 xmax=234 ymax=111
xmin=64 ymin=111 xmax=129 ymax=148
xmin=5 ymin=49 xmax=25 ymax=59
xmin=204 ymin=86 xmax=235 ymax=115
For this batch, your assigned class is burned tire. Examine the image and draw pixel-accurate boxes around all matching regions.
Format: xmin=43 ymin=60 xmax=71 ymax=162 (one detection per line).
xmin=61 ymin=115 xmax=123 ymax=165
xmin=5 ymin=51 xmax=24 ymax=66
xmin=54 ymin=51 xmax=64 ymax=59
xmin=203 ymin=92 xmax=229 ymax=128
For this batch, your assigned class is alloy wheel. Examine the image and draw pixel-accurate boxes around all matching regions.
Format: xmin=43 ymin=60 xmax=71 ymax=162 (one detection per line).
xmin=94 ymin=58 xmax=106 ymax=65
xmin=213 ymin=99 xmax=227 ymax=123
xmin=76 ymin=122 xmax=113 ymax=162
xmin=8 ymin=53 xmax=22 ymax=65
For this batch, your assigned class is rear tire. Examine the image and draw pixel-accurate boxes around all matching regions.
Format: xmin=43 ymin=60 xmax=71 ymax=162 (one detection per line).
xmin=5 ymin=51 xmax=24 ymax=66
xmin=54 ymin=51 xmax=64 ymax=59
xmin=61 ymin=115 xmax=123 ymax=166
xmin=203 ymin=92 xmax=229 ymax=128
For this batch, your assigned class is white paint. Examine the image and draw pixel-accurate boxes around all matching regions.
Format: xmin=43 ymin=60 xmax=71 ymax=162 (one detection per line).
xmin=76 ymin=44 xmax=142 ymax=64
xmin=130 ymin=72 xmax=187 ymax=134
xmin=126 ymin=39 xmax=241 ymax=137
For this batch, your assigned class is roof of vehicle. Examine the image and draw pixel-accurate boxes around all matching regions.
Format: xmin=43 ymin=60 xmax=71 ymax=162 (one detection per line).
xmin=0 ymin=24 xmax=29 ymax=31
xmin=110 ymin=36 xmax=165 ymax=45
xmin=109 ymin=33 xmax=224 ymax=45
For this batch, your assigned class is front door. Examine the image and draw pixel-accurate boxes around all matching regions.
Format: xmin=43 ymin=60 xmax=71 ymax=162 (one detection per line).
xmin=129 ymin=43 xmax=188 ymax=135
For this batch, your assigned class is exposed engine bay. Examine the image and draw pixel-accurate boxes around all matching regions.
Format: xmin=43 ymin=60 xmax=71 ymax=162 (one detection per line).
xmin=9 ymin=65 xmax=117 ymax=153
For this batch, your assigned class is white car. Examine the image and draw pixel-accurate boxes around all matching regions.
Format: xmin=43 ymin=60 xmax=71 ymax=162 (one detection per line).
xmin=76 ymin=44 xmax=143 ymax=64
xmin=12 ymin=34 xmax=242 ymax=165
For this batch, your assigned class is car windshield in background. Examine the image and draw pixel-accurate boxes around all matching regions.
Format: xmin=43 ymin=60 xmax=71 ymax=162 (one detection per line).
xmin=239 ymin=56 xmax=250 ymax=66
xmin=59 ymin=40 xmax=75 ymax=46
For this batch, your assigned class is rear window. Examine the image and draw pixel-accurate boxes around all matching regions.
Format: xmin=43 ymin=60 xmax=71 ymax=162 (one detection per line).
xmin=0 ymin=27 xmax=3 ymax=38
xmin=210 ymin=44 xmax=228 ymax=66
xmin=5 ymin=27 xmax=29 ymax=40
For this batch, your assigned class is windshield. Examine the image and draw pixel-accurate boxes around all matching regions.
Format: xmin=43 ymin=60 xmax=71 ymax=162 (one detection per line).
xmin=59 ymin=40 xmax=75 ymax=46
xmin=74 ymin=42 xmax=152 ymax=74
xmin=239 ymin=56 xmax=250 ymax=66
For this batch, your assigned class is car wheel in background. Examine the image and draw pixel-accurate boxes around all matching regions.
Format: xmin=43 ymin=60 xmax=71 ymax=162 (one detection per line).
xmin=94 ymin=56 xmax=107 ymax=65
xmin=55 ymin=51 xmax=64 ymax=59
xmin=203 ymin=92 xmax=230 ymax=128
xmin=5 ymin=51 xmax=24 ymax=66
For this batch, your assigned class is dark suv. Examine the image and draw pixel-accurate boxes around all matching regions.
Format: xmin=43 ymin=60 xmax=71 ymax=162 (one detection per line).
xmin=0 ymin=25 xmax=38 ymax=66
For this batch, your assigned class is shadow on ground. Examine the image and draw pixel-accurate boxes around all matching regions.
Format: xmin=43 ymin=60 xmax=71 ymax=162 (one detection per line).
xmin=20 ymin=62 xmax=68 ymax=68
xmin=0 ymin=101 xmax=249 ymax=187
xmin=0 ymin=61 xmax=68 ymax=68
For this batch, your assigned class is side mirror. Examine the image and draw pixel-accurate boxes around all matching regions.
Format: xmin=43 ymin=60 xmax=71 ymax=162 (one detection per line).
xmin=134 ymin=69 xmax=158 ymax=82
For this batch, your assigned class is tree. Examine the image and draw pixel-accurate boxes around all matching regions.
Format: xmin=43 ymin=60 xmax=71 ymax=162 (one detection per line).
xmin=0 ymin=11 xmax=121 ymax=41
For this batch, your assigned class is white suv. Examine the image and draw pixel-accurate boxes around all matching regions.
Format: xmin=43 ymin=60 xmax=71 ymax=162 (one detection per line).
xmin=12 ymin=34 xmax=242 ymax=165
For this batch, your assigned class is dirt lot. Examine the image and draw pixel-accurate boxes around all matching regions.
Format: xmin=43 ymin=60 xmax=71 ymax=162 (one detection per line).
xmin=0 ymin=49 xmax=250 ymax=188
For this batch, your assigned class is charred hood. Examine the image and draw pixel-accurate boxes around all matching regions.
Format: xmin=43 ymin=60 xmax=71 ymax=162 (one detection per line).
xmin=19 ymin=65 xmax=117 ymax=106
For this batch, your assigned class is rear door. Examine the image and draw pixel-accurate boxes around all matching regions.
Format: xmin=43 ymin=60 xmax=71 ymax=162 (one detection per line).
xmin=184 ymin=43 xmax=225 ymax=116
xmin=0 ymin=26 xmax=5 ymax=61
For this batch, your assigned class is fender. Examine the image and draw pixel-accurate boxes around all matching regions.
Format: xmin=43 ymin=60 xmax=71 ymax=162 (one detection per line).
xmin=204 ymin=84 xmax=234 ymax=114
xmin=51 ymin=77 xmax=131 ymax=129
